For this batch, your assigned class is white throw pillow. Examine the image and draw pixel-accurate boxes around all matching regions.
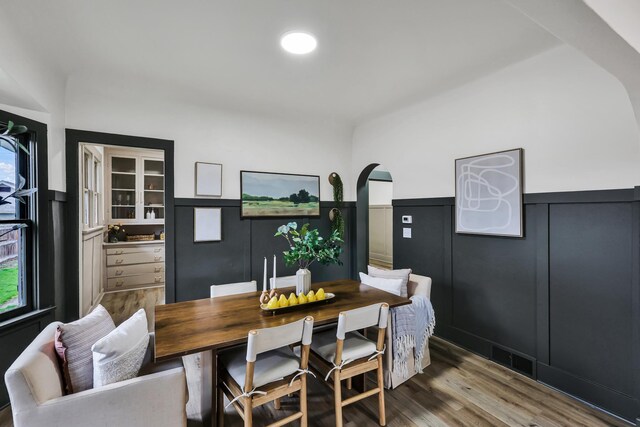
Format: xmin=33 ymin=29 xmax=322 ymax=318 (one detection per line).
xmin=91 ymin=308 xmax=150 ymax=387
xmin=359 ymin=272 xmax=403 ymax=296
xmin=368 ymin=265 xmax=412 ymax=298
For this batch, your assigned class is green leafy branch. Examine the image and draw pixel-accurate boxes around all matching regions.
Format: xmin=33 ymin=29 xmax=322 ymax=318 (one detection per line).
xmin=0 ymin=121 xmax=30 ymax=155
xmin=275 ymin=222 xmax=343 ymax=270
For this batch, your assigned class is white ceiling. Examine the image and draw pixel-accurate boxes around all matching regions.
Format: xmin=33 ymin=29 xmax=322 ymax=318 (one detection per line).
xmin=1 ymin=0 xmax=559 ymax=122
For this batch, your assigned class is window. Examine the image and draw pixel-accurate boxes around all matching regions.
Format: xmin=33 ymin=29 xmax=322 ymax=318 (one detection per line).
xmin=0 ymin=122 xmax=35 ymax=319
xmin=81 ymin=145 xmax=103 ymax=229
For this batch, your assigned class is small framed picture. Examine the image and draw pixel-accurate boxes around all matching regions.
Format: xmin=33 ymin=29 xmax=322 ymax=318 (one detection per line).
xmin=195 ymin=162 xmax=222 ymax=197
xmin=194 ymin=207 xmax=222 ymax=242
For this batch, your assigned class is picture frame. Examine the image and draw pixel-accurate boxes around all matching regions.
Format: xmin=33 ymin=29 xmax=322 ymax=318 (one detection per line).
xmin=193 ymin=207 xmax=222 ymax=242
xmin=195 ymin=162 xmax=222 ymax=197
xmin=455 ymin=148 xmax=523 ymax=237
xmin=240 ymin=170 xmax=321 ymax=218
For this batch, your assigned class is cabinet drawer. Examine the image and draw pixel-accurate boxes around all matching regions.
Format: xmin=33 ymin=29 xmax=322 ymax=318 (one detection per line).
xmin=106 ymin=272 xmax=164 ymax=290
xmin=107 ymin=252 xmax=164 ymax=266
xmin=107 ymin=262 xmax=164 ymax=278
xmin=106 ymin=245 xmax=164 ymax=255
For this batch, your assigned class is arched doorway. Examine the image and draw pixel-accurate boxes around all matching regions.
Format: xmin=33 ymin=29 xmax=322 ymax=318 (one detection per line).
xmin=356 ymin=164 xmax=393 ymax=275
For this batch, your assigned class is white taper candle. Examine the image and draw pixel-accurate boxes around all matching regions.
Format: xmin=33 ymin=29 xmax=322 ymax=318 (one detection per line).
xmin=273 ymin=254 xmax=277 ymax=290
xmin=263 ymin=257 xmax=267 ymax=292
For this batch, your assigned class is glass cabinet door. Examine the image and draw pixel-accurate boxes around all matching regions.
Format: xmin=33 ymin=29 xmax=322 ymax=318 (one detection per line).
xmin=111 ymin=156 xmax=137 ymax=220
xmin=143 ymin=158 xmax=164 ymax=220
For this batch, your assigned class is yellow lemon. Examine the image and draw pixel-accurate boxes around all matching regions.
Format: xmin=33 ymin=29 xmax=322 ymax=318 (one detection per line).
xmin=307 ymin=290 xmax=316 ymax=302
xmin=278 ymin=294 xmax=289 ymax=307
xmin=288 ymin=293 xmax=298 ymax=306
xmin=298 ymin=293 xmax=308 ymax=304
xmin=267 ymin=296 xmax=279 ymax=309
xmin=316 ymin=288 xmax=326 ymax=301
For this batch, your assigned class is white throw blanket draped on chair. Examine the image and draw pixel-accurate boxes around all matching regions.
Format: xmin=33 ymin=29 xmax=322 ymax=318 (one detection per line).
xmin=390 ymin=295 xmax=435 ymax=378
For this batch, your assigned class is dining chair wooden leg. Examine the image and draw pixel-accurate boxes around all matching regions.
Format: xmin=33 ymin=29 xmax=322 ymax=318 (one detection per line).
xmin=301 ymin=374 xmax=308 ymax=427
xmin=243 ymin=396 xmax=253 ymax=427
xmin=377 ymin=357 xmax=386 ymax=426
xmin=217 ymin=385 xmax=225 ymax=427
xmin=274 ymin=397 xmax=281 ymax=410
xmin=334 ymin=373 xmax=343 ymax=427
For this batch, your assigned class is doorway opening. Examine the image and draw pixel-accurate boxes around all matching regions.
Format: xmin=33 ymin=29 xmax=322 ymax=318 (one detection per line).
xmin=66 ymin=130 xmax=174 ymax=323
xmin=78 ymin=143 xmax=166 ymax=326
xmin=356 ymin=163 xmax=393 ymax=274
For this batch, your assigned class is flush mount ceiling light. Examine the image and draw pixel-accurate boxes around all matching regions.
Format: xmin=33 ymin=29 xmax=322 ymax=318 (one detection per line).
xmin=280 ymin=31 xmax=317 ymax=55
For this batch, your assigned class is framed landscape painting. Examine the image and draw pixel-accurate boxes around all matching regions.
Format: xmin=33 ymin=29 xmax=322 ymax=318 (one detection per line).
xmin=455 ymin=148 xmax=523 ymax=237
xmin=240 ymin=171 xmax=320 ymax=218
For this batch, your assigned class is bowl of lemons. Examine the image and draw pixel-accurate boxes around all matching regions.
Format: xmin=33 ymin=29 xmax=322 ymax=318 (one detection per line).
xmin=261 ymin=288 xmax=335 ymax=314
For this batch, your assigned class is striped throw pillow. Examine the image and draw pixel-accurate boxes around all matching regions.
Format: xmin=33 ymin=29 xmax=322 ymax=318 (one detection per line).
xmin=55 ymin=305 xmax=115 ymax=393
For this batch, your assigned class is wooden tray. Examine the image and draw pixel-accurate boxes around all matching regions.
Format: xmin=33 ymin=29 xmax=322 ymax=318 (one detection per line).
xmin=260 ymin=293 xmax=335 ymax=315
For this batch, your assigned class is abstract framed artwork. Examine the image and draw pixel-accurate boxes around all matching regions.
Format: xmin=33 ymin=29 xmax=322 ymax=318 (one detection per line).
xmin=193 ymin=207 xmax=222 ymax=242
xmin=240 ymin=171 xmax=320 ymax=218
xmin=195 ymin=162 xmax=222 ymax=197
xmin=455 ymin=148 xmax=523 ymax=237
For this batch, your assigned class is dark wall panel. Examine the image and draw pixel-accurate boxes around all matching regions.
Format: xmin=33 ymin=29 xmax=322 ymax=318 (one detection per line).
xmin=175 ymin=205 xmax=250 ymax=301
xmin=392 ymin=205 xmax=447 ymax=327
xmin=549 ymin=202 xmax=634 ymax=395
xmin=174 ymin=202 xmax=355 ymax=302
xmin=392 ymin=189 xmax=640 ymax=422
xmin=451 ymin=204 xmax=537 ymax=356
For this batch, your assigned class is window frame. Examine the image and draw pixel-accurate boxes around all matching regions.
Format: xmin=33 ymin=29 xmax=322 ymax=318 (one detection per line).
xmin=0 ymin=110 xmax=50 ymax=326
xmin=0 ymin=132 xmax=36 ymax=321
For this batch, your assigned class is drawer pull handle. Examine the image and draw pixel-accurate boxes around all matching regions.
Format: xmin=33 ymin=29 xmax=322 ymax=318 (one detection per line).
xmin=154 ymin=256 xmax=161 ymax=262
xmin=154 ymin=267 xmax=162 ymax=272
xmin=155 ymin=276 xmax=162 ymax=283
xmin=115 ymin=250 xmax=123 ymax=255
xmin=154 ymin=248 xmax=161 ymax=253
xmin=115 ymin=270 xmax=123 ymax=276
xmin=115 ymin=259 xmax=124 ymax=265
xmin=116 ymin=281 xmax=124 ymax=287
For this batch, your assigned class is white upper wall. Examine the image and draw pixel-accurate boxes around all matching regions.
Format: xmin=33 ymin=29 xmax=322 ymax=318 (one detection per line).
xmin=64 ymin=73 xmax=353 ymax=199
xmin=0 ymin=11 xmax=66 ymax=191
xmin=352 ymin=45 xmax=640 ymax=200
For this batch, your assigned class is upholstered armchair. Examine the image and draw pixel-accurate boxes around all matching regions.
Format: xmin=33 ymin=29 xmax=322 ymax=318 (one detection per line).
xmin=383 ymin=273 xmax=432 ymax=389
xmin=5 ymin=322 xmax=188 ymax=427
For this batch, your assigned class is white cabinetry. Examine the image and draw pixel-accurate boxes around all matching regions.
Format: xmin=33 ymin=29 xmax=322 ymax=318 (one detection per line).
xmin=106 ymin=149 xmax=164 ymax=225
xmin=104 ymin=241 xmax=165 ymax=292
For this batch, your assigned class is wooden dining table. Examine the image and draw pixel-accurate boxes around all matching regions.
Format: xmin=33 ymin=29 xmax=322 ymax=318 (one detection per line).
xmin=154 ymin=279 xmax=411 ymax=427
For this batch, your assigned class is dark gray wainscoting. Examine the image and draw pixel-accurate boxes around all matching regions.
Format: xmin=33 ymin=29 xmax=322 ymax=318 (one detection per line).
xmin=393 ymin=188 xmax=640 ymax=422
xmin=174 ymin=199 xmax=356 ymax=302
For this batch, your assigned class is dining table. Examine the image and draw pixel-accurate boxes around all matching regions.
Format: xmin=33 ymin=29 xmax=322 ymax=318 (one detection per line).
xmin=154 ymin=278 xmax=411 ymax=427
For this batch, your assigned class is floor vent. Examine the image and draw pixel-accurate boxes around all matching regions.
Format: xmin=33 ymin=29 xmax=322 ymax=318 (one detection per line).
xmin=490 ymin=345 xmax=535 ymax=378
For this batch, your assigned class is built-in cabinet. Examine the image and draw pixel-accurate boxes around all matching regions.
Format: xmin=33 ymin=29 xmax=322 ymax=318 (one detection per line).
xmin=104 ymin=241 xmax=165 ymax=292
xmin=107 ymin=150 xmax=164 ymax=225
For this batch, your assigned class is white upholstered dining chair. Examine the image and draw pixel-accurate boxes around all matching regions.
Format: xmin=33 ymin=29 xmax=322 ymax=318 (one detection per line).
xmin=269 ymin=275 xmax=297 ymax=289
xmin=211 ymin=280 xmax=257 ymax=297
xmin=309 ymin=303 xmax=389 ymax=427
xmin=217 ymin=316 xmax=315 ymax=427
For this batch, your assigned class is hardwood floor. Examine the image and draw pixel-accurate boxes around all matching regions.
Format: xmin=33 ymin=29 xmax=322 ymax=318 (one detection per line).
xmin=219 ymin=337 xmax=629 ymax=427
xmin=0 ymin=310 xmax=629 ymax=427
xmin=99 ymin=286 xmax=165 ymax=331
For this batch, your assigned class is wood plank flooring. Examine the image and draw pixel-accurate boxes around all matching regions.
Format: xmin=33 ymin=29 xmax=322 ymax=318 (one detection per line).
xmin=99 ymin=287 xmax=164 ymax=331
xmin=219 ymin=337 xmax=629 ymax=427
xmin=1 ymin=297 xmax=630 ymax=427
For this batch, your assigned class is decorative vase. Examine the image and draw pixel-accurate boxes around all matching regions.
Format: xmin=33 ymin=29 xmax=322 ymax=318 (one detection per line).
xmin=296 ymin=268 xmax=311 ymax=295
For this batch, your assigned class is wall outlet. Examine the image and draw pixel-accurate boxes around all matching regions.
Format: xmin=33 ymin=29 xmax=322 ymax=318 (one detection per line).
xmin=403 ymin=227 xmax=412 ymax=238
xmin=402 ymin=215 xmax=413 ymax=224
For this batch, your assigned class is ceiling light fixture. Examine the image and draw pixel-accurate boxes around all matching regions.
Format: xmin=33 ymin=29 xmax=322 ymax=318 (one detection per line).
xmin=280 ymin=31 xmax=317 ymax=55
